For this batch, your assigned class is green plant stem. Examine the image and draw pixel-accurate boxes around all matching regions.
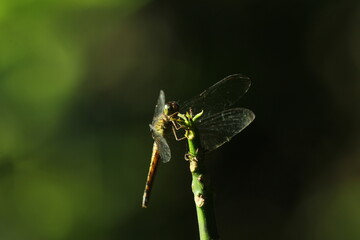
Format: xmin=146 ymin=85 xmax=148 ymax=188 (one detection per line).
xmin=187 ymin=128 xmax=219 ymax=240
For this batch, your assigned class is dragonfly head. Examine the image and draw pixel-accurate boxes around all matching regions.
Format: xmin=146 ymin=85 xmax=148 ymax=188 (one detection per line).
xmin=164 ymin=101 xmax=179 ymax=116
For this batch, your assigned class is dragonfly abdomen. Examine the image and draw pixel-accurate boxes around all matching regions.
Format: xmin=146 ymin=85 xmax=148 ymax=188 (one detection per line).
xmin=142 ymin=142 xmax=160 ymax=208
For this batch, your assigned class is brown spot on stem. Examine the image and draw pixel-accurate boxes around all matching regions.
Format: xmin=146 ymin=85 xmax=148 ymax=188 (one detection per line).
xmin=195 ymin=194 xmax=205 ymax=207
xmin=190 ymin=161 xmax=197 ymax=172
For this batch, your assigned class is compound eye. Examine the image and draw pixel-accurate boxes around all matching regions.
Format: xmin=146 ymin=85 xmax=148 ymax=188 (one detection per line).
xmin=171 ymin=102 xmax=179 ymax=112
xmin=164 ymin=102 xmax=179 ymax=116
xmin=167 ymin=101 xmax=179 ymax=114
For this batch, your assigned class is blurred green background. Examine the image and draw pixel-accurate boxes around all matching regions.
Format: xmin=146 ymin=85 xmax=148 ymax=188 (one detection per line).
xmin=0 ymin=0 xmax=359 ymax=239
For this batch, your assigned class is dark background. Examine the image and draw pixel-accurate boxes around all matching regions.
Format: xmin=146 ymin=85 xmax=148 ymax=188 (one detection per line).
xmin=0 ymin=0 xmax=359 ymax=239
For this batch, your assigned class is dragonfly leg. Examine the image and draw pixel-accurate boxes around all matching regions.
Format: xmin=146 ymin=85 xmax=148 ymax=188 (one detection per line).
xmin=172 ymin=125 xmax=187 ymax=141
xmin=172 ymin=120 xmax=184 ymax=130
xmin=167 ymin=112 xmax=184 ymax=131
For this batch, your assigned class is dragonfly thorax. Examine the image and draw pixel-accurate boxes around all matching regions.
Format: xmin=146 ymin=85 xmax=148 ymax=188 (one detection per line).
xmin=151 ymin=101 xmax=179 ymax=134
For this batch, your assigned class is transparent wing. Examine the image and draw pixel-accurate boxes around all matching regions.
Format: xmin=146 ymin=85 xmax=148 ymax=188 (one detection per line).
xmin=154 ymin=132 xmax=171 ymax=163
xmin=149 ymin=124 xmax=171 ymax=163
xmin=179 ymin=74 xmax=251 ymax=118
xmin=152 ymin=90 xmax=165 ymax=126
xmin=196 ymin=108 xmax=255 ymax=152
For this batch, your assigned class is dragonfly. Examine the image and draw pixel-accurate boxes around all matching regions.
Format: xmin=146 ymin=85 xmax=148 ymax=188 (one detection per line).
xmin=142 ymin=74 xmax=255 ymax=208
xmin=141 ymin=90 xmax=179 ymax=208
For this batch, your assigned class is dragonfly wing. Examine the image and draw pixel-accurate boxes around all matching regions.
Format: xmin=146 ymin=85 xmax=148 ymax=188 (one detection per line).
xmin=152 ymin=90 xmax=166 ymax=125
xmin=196 ymin=108 xmax=255 ymax=152
xmin=153 ymin=131 xmax=171 ymax=163
xmin=180 ymin=74 xmax=251 ymax=118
